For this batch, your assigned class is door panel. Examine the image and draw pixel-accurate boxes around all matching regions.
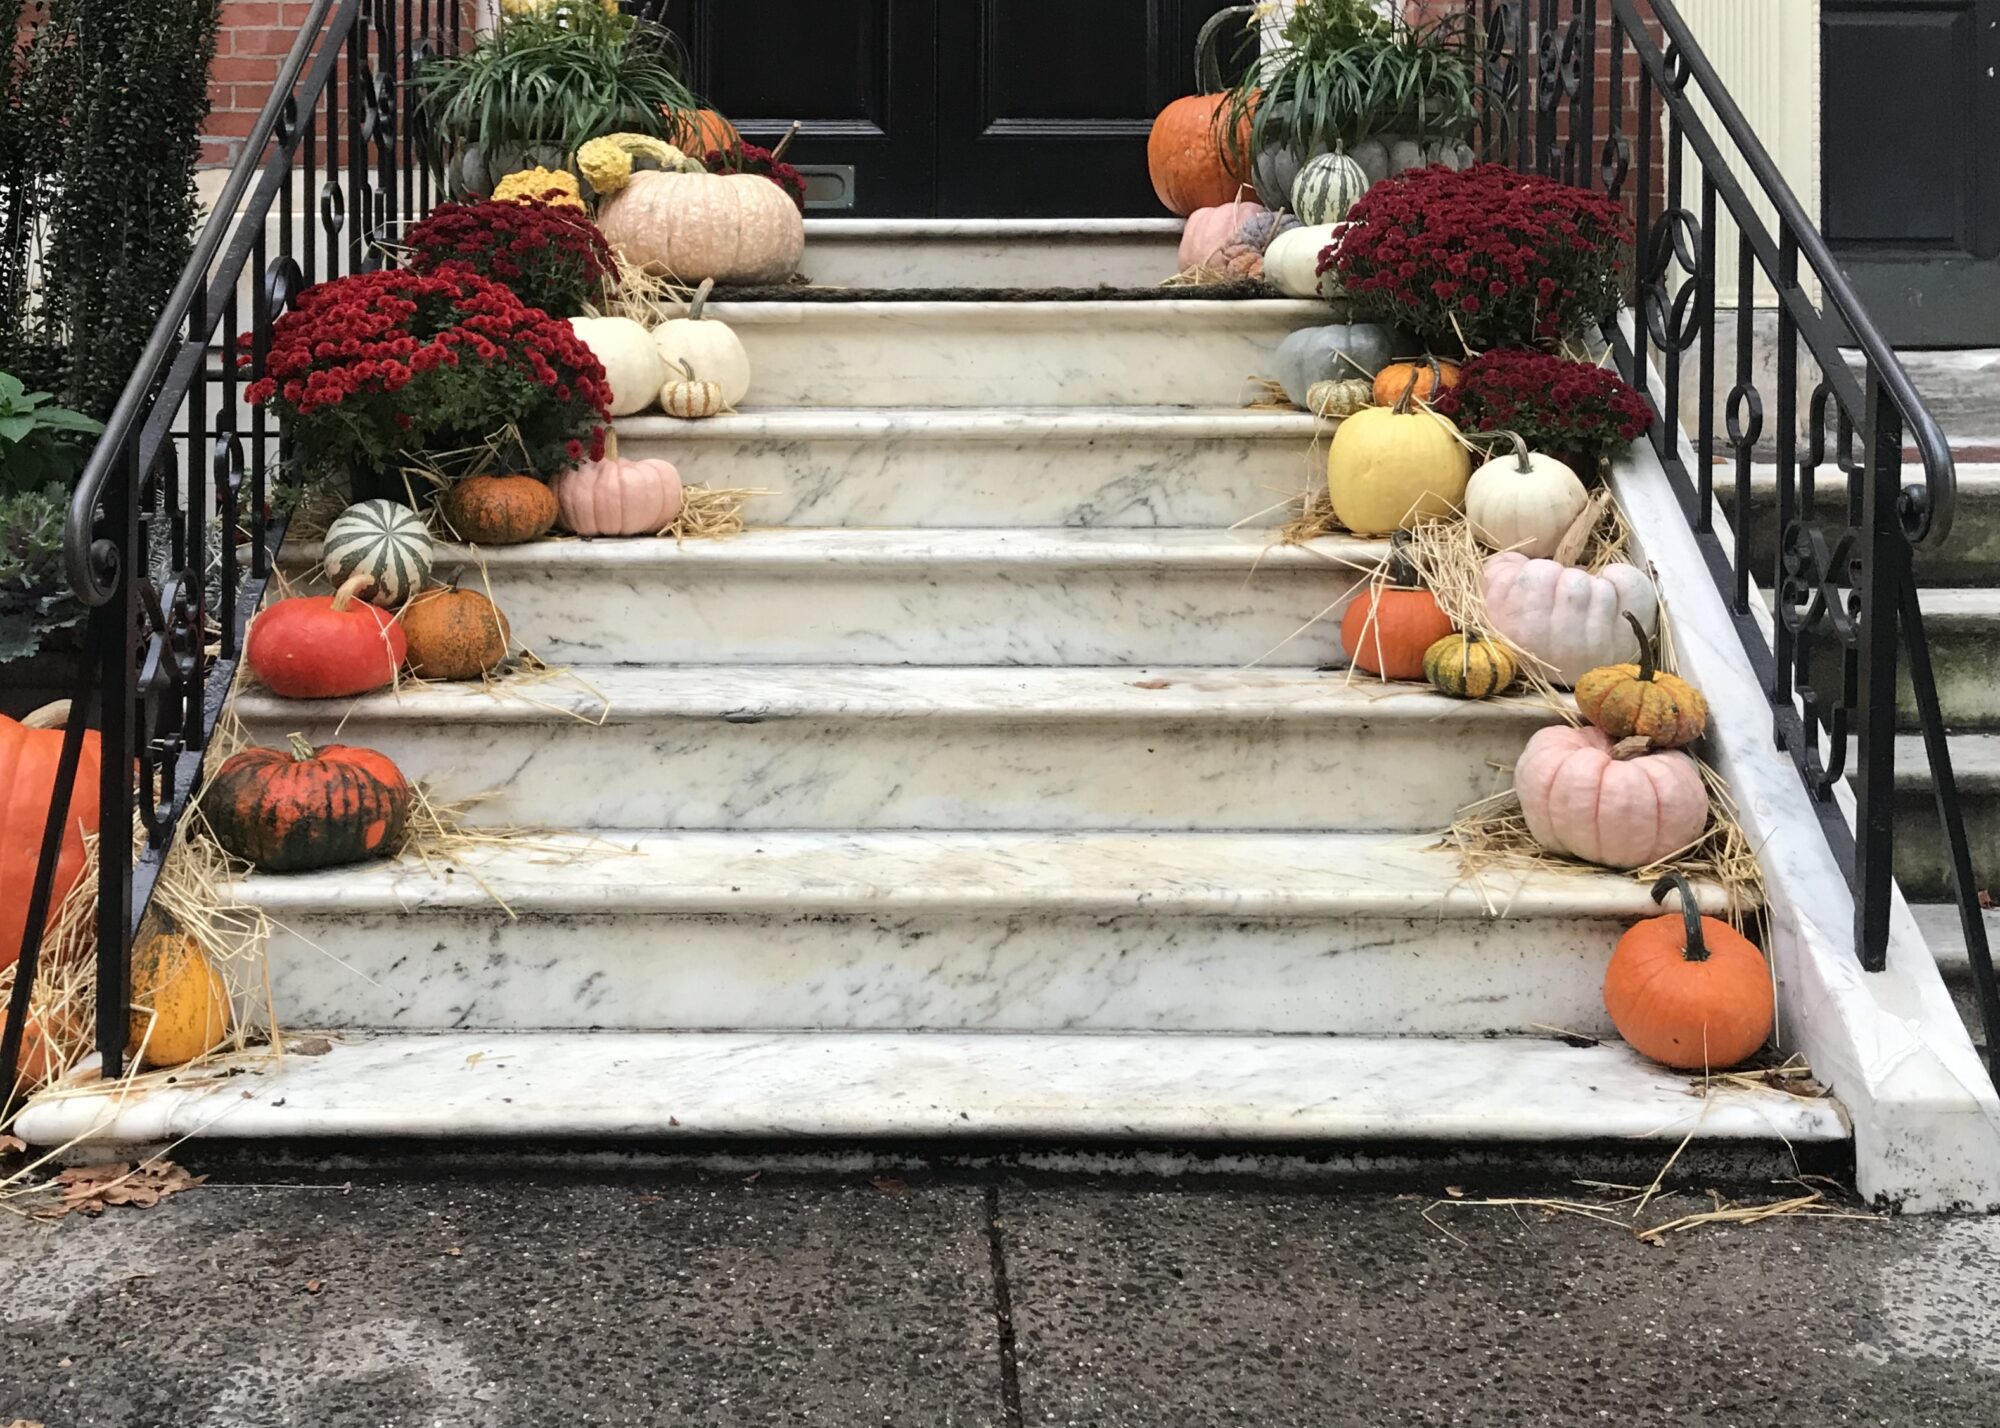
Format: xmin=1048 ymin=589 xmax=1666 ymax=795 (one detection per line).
xmin=1823 ymin=0 xmax=2000 ymax=345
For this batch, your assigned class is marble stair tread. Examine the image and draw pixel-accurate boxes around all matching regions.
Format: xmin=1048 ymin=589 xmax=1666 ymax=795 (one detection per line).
xmin=1911 ymin=588 xmax=2000 ymax=626
xmin=229 ymin=828 xmax=1735 ymax=920
xmin=615 ymin=405 xmax=1321 ymax=443
xmin=1893 ymin=733 xmax=2000 ymax=789
xmin=1910 ymin=903 xmax=2000 ymax=979
xmin=13 ymin=1030 xmax=1849 ymax=1147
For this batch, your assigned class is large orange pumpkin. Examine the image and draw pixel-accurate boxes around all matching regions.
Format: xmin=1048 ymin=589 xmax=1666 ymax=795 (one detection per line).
xmin=1146 ymin=8 xmax=1255 ymax=215
xmin=0 ymin=711 xmax=104 ymax=973
xmin=439 ymin=474 xmax=558 ymax=546
xmin=1604 ymin=872 xmax=1775 ymax=1070
xmin=1339 ymin=538 xmax=1455 ymax=680
xmin=204 ymin=736 xmax=412 ymax=874
xmin=245 ymin=574 xmax=406 ymax=699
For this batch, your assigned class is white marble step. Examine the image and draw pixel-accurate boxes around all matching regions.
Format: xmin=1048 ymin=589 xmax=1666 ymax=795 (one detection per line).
xmin=14 ymin=1029 xmax=1848 ymax=1148
xmin=615 ymin=406 xmax=1323 ymax=528
xmin=705 ymin=298 xmax=1329 ymax=408
xmin=282 ymin=528 xmax=1384 ymax=667
xmin=234 ymin=667 xmax=1553 ymax=833
xmin=1910 ymin=903 xmax=1998 ymax=1049
xmin=794 ymin=218 xmax=1186 ymax=290
xmin=227 ymin=830 xmax=1733 ymax=1036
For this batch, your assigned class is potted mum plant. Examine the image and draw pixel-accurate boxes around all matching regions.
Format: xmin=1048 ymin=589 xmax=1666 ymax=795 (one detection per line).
xmin=1432 ymin=350 xmax=1654 ymax=483
xmin=403 ymin=193 xmax=615 ymax=317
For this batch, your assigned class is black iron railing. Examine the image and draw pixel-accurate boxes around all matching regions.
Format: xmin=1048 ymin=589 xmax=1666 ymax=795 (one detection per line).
xmin=1 ymin=0 xmax=457 ymax=1100
xmin=1482 ymin=0 xmax=2000 ymax=1077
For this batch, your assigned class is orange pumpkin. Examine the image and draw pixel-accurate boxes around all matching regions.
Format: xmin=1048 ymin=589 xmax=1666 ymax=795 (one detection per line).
xmin=0 ymin=711 xmax=104 ymax=973
xmin=204 ymin=736 xmax=412 ymax=874
xmin=9 ymin=1013 xmax=62 ymax=1094
xmin=1340 ymin=536 xmax=1455 ymax=680
xmin=1604 ymin=872 xmax=1774 ymax=1070
xmin=399 ymin=579 xmax=512 ymax=681
xmin=1372 ymin=356 xmax=1462 ymax=408
xmin=1146 ymin=9 xmax=1255 ymax=215
xmin=1574 ymin=612 xmax=1709 ymax=749
xmin=439 ymin=474 xmax=558 ymax=546
xmin=126 ymin=931 xmax=231 ymax=1069
xmin=245 ymin=574 xmax=406 ymax=699
xmin=673 ymin=108 xmax=741 ymax=155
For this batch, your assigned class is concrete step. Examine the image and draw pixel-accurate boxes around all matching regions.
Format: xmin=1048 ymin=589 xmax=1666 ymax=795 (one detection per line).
xmin=793 ymin=218 xmax=1186 ymax=289
xmin=12 ymin=1028 xmax=1847 ymax=1149
xmin=226 ymin=830 xmax=1729 ymax=1037
xmin=1893 ymin=733 xmax=2000 ymax=899
xmin=277 ymin=528 xmax=1383 ymax=668
xmin=235 ymin=666 xmax=1550 ymax=834
xmin=709 ymin=298 xmax=1328 ymax=408
xmin=1735 ymin=463 xmax=2000 ymax=588
xmin=1843 ymin=349 xmax=2000 ymax=450
xmin=1910 ymin=903 xmax=1999 ymax=1052
xmin=614 ymin=406 xmax=1322 ymax=529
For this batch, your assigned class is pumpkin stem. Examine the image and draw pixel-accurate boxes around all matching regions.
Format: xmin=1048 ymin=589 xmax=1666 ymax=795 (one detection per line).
xmin=1385 ymin=529 xmax=1422 ymax=589
xmin=1393 ymin=369 xmax=1421 ymax=416
xmin=601 ymin=428 xmax=620 ymax=462
xmin=769 ymin=119 xmax=803 ymax=163
xmin=688 ymin=277 xmax=715 ymax=322
xmin=1625 ymin=610 xmax=1658 ymax=682
xmin=1607 ymin=734 xmax=1653 ymax=761
xmin=329 ymin=572 xmax=375 ymax=613
xmin=667 ymin=356 xmax=696 ymax=382
xmin=285 ymin=732 xmax=317 ymax=763
xmin=1650 ymin=871 xmax=1711 ymax=963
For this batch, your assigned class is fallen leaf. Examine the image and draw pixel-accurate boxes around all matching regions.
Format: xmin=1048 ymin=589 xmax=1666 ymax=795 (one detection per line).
xmin=8 ymin=1418 xmax=48 ymax=1427
xmin=741 ymin=1170 xmax=762 ymax=1185
xmin=305 ymin=1279 xmax=323 ymax=1294
xmin=636 ymin=1193 xmax=663 ymax=1204
xmin=0 ymin=1134 xmax=24 ymax=1155
xmin=1638 ymin=1230 xmax=1667 ymax=1248
xmin=289 ymin=1036 xmax=334 ymax=1057
xmin=1444 ymin=1185 xmax=1466 ymax=1199
xmin=668 ymin=1116 xmax=680 ymax=1127
xmin=1131 ymin=679 xmax=1172 ymax=690
xmin=869 ymin=1176 xmax=907 ymax=1195
xmin=34 ymin=1160 xmax=204 ymax=1221
xmin=1981 ymin=889 xmax=1994 ymax=911
xmin=443 ymin=1247 xmax=462 ymax=1258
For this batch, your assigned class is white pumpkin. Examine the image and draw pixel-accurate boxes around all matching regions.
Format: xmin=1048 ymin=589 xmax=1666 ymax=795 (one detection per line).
xmin=1262 ymin=223 xmax=1344 ymax=299
xmin=652 ymin=277 xmax=750 ymax=407
xmin=1482 ymin=501 xmax=1659 ymax=687
xmin=595 ymin=169 xmax=804 ymax=285
xmin=1464 ymin=433 xmax=1587 ymax=560
xmin=568 ymin=316 xmax=665 ymax=417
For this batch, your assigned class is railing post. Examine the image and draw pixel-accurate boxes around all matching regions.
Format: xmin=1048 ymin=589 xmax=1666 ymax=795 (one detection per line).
xmin=94 ymin=448 xmax=141 ymax=1079
xmin=1852 ymin=369 xmax=1906 ymax=974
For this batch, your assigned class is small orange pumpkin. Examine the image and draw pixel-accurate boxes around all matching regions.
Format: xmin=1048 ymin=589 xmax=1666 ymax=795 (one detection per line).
xmin=1339 ymin=534 xmax=1455 ymax=680
xmin=674 ymin=107 xmax=741 ymax=154
xmin=399 ymin=578 xmax=511 ymax=681
xmin=1574 ymin=612 xmax=1709 ymax=749
xmin=1604 ymin=872 xmax=1774 ymax=1070
xmin=439 ymin=474 xmax=558 ymax=546
xmin=1372 ymin=356 xmax=1462 ymax=408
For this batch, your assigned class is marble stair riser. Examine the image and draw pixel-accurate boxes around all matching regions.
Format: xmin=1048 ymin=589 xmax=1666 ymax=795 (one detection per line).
xmin=253 ymin=909 xmax=1633 ymax=1037
xmin=708 ymin=300 xmax=1330 ymax=408
xmin=614 ymin=410 xmax=1323 ymax=529
xmin=1739 ymin=466 xmax=2000 ymax=589
xmin=236 ymin=704 xmax=1535 ymax=833
xmin=794 ymin=219 xmax=1186 ymax=289
xmin=1892 ymin=787 xmax=2000 ymax=901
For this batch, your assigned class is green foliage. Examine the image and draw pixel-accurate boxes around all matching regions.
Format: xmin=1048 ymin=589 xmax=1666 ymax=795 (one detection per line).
xmin=0 ymin=482 xmax=77 ymax=660
xmin=1227 ymin=0 xmax=1480 ymax=163
xmin=414 ymin=7 xmax=702 ymax=171
xmin=0 ymin=371 xmax=104 ymax=493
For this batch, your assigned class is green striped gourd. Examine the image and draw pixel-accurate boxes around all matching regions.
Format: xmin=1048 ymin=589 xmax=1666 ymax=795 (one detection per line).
xmin=322 ymin=500 xmax=433 ymax=608
xmin=1290 ymin=151 xmax=1369 ymax=226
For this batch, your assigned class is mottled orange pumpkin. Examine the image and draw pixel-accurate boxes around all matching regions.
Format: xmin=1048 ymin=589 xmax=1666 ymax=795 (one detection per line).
xmin=399 ymin=581 xmax=511 ymax=681
xmin=1574 ymin=613 xmax=1709 ymax=749
xmin=674 ymin=107 xmax=740 ymax=154
xmin=1146 ymin=9 xmax=1255 ymax=215
xmin=1372 ymin=356 xmax=1462 ymax=408
xmin=439 ymin=474 xmax=558 ymax=546
xmin=127 ymin=931 xmax=231 ymax=1069
xmin=1604 ymin=873 xmax=1774 ymax=1070
xmin=204 ymin=736 xmax=411 ymax=873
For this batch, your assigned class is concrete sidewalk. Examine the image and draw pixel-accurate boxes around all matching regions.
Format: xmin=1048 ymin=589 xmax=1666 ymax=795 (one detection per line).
xmin=2 ymin=1165 xmax=1997 ymax=1427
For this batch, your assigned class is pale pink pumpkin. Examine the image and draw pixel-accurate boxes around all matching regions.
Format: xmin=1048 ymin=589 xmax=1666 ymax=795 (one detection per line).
xmin=1177 ymin=200 xmax=1266 ymax=270
xmin=596 ymin=170 xmax=804 ymax=285
xmin=550 ymin=456 xmax=684 ymax=537
xmin=1514 ymin=724 xmax=1709 ymax=870
xmin=1482 ymin=550 xmax=1658 ymax=688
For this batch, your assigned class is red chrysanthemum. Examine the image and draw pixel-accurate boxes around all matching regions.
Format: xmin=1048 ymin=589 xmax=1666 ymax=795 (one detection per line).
xmin=1431 ymin=348 xmax=1653 ymax=449
xmin=404 ymin=197 xmax=614 ymax=318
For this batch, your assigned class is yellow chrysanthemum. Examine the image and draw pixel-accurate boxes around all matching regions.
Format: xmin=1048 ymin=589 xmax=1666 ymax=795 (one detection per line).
xmin=498 ymin=0 xmax=553 ymax=15
xmin=491 ymin=167 xmax=585 ymax=211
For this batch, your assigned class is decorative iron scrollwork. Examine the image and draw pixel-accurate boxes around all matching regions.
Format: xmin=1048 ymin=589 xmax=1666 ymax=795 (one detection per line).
xmin=1642 ymin=210 xmax=1705 ymax=354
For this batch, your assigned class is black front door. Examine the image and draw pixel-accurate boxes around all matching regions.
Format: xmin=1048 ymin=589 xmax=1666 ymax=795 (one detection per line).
xmin=1823 ymin=0 xmax=2000 ymax=346
xmin=661 ymin=0 xmax=1243 ymax=217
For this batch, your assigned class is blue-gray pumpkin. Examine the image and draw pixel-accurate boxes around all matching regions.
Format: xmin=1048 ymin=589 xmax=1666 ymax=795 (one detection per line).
xmin=1274 ymin=323 xmax=1405 ymax=407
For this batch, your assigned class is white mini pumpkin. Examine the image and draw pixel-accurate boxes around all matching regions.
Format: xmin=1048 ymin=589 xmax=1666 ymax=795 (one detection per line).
xmin=568 ymin=315 xmax=666 ymax=417
xmin=652 ymin=277 xmax=750 ymax=407
xmin=1262 ymin=223 xmax=1344 ymax=299
xmin=1463 ymin=433 xmax=1588 ymax=560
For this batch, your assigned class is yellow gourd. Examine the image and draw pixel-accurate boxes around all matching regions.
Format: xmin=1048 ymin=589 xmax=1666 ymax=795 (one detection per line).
xmin=1325 ymin=376 xmax=1472 ymax=535
xmin=127 ymin=932 xmax=231 ymax=1068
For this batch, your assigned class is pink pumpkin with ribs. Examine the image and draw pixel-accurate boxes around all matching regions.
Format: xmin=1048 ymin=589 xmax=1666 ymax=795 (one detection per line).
xmin=1514 ymin=724 xmax=1709 ymax=870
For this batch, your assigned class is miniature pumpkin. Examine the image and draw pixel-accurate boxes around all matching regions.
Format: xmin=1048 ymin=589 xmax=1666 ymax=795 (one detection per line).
xmin=1605 ymin=872 xmax=1774 ymax=1070
xmin=438 ymin=473 xmax=559 ymax=546
xmin=1340 ymin=535 xmax=1455 ymax=680
xmin=1514 ymin=725 xmax=1709 ymax=870
xmin=204 ymin=735 xmax=412 ymax=873
xmin=399 ymin=579 xmax=511 ymax=681
xmin=1371 ymin=356 xmax=1462 ymax=408
xmin=1263 ymin=222 xmax=1343 ymax=299
xmin=322 ymin=499 xmax=433 ymax=607
xmin=0 ymin=712 xmax=103 ymax=973
xmin=1574 ymin=612 xmax=1709 ymax=749
xmin=596 ymin=169 xmax=804 ymax=285
xmin=245 ymin=574 xmax=407 ymax=699
xmin=127 ymin=931 xmax=231 ymax=1069
xmin=660 ymin=358 xmax=725 ymax=419
xmin=1305 ymin=377 xmax=1373 ymax=419
xmin=1326 ymin=378 xmax=1472 ymax=535
xmin=652 ymin=277 xmax=750 ymax=406
xmin=1178 ymin=199 xmax=1267 ymax=270
xmin=569 ymin=315 xmax=667 ymax=416
xmin=1463 ymin=433 xmax=1587 ymax=560
xmin=1423 ymin=632 xmax=1517 ymax=699
xmin=1482 ymin=496 xmax=1658 ymax=687
xmin=1290 ymin=149 xmax=1370 ymax=225
xmin=1274 ymin=322 xmax=1403 ymax=406
xmin=550 ymin=436 xmax=684 ymax=536
xmin=1146 ymin=8 xmax=1255 ymax=216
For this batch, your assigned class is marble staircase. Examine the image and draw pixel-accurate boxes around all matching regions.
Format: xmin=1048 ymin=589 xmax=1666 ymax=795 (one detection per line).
xmin=16 ymin=221 xmax=1848 ymax=1161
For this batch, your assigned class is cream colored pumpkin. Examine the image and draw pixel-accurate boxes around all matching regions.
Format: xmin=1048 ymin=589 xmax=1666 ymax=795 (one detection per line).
xmin=596 ymin=169 xmax=804 ymax=285
xmin=1325 ymin=386 xmax=1472 ymax=535
xmin=1463 ymin=433 xmax=1587 ymax=559
xmin=568 ymin=315 xmax=665 ymax=417
xmin=1262 ymin=223 xmax=1343 ymax=298
xmin=660 ymin=358 xmax=724 ymax=419
xmin=652 ymin=277 xmax=750 ymax=407
xmin=550 ymin=438 xmax=684 ymax=536
xmin=1482 ymin=501 xmax=1659 ymax=687
xmin=1514 ymin=724 xmax=1709 ymax=869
